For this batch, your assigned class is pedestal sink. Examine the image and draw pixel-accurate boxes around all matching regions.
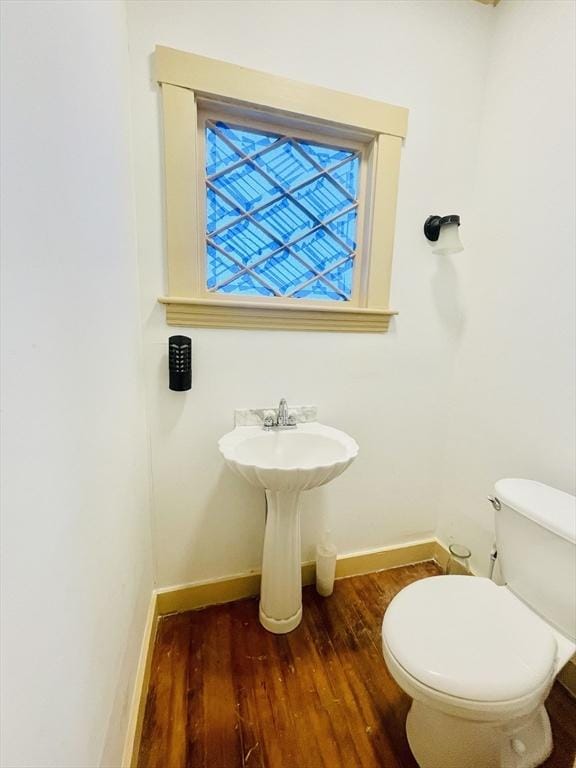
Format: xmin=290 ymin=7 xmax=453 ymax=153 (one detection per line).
xmin=218 ymin=422 xmax=359 ymax=633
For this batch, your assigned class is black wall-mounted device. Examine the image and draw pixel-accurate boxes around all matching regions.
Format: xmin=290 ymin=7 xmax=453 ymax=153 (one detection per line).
xmin=168 ymin=335 xmax=192 ymax=391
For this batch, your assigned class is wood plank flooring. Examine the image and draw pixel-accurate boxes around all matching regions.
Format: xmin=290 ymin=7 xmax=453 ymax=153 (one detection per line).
xmin=138 ymin=563 xmax=576 ymax=768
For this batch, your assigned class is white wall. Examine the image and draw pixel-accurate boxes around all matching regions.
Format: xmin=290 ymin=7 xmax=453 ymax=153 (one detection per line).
xmin=126 ymin=0 xmax=495 ymax=588
xmin=436 ymin=0 xmax=576 ymax=575
xmin=0 ymin=2 xmax=154 ymax=766
xmin=1 ymin=2 xmax=574 ymax=763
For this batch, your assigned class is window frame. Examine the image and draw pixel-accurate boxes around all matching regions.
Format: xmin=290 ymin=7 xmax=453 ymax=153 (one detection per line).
xmin=155 ymin=46 xmax=408 ymax=332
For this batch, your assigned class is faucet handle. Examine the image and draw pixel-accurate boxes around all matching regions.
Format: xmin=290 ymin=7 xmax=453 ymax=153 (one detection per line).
xmin=262 ymin=410 xmax=276 ymax=431
xmin=287 ymin=413 xmax=297 ymax=426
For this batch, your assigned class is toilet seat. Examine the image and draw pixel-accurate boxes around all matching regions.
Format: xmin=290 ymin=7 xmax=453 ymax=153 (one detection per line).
xmin=382 ymin=633 xmax=553 ymax=722
xmin=382 ymin=576 xmax=557 ymax=705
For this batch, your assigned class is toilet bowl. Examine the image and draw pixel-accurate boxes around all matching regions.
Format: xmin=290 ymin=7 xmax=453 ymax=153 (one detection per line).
xmin=382 ymin=576 xmax=574 ymax=768
xmin=381 ymin=479 xmax=576 ymax=768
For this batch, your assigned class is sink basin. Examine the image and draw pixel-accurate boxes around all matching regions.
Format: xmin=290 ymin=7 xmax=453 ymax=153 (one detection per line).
xmin=218 ymin=422 xmax=358 ymax=492
xmin=219 ymin=422 xmax=358 ymax=634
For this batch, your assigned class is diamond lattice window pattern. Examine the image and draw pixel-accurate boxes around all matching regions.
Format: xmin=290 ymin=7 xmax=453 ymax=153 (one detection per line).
xmin=205 ymin=120 xmax=360 ymax=302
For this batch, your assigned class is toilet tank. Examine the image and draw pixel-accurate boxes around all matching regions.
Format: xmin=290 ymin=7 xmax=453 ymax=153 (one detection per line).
xmin=494 ymin=479 xmax=576 ymax=641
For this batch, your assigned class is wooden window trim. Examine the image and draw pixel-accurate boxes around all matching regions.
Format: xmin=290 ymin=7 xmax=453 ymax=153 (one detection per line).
xmin=155 ymin=46 xmax=408 ymax=332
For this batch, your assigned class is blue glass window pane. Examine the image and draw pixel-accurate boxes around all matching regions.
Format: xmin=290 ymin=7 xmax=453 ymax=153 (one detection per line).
xmin=206 ymin=127 xmax=242 ymax=176
xmin=293 ymin=176 xmax=350 ymax=221
xmin=326 ymin=209 xmax=357 ymax=249
xmin=211 ymin=219 xmax=279 ymax=266
xmin=204 ymin=121 xmax=361 ymax=300
xmin=206 ymin=244 xmax=242 ymax=289
xmin=206 ymin=188 xmax=242 ymax=233
xmin=330 ymin=157 xmax=359 ymax=197
xmin=218 ymin=272 xmax=275 ymax=297
xmin=255 ymin=141 xmax=316 ymax=188
xmin=253 ymin=198 xmax=315 ymax=243
xmin=214 ymin=121 xmax=280 ymax=155
xmin=253 ymin=250 xmax=315 ymax=296
xmin=292 ymin=279 xmax=346 ymax=302
xmin=324 ymin=258 xmax=354 ymax=297
xmin=211 ymin=163 xmax=280 ymax=212
xmin=291 ymin=228 xmax=349 ymax=273
xmin=297 ymin=141 xmax=353 ymax=169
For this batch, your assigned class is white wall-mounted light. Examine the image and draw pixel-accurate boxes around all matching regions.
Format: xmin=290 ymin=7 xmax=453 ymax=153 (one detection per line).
xmin=424 ymin=214 xmax=464 ymax=255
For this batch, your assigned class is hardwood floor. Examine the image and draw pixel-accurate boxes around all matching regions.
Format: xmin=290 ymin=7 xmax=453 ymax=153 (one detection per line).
xmin=138 ymin=563 xmax=576 ymax=768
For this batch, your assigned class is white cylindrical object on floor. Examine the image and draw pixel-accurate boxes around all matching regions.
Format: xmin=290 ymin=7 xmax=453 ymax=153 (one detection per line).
xmin=316 ymin=541 xmax=337 ymax=597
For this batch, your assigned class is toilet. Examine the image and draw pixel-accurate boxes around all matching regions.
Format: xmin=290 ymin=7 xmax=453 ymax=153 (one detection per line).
xmin=382 ymin=479 xmax=576 ymax=768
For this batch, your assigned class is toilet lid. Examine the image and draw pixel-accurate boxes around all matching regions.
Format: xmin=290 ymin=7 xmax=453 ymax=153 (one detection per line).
xmin=382 ymin=576 xmax=557 ymax=702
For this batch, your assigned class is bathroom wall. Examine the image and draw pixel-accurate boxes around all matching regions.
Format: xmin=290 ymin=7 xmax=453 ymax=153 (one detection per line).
xmin=126 ymin=0 xmax=495 ymax=588
xmin=436 ymin=0 xmax=576 ymax=575
xmin=0 ymin=2 xmax=154 ymax=766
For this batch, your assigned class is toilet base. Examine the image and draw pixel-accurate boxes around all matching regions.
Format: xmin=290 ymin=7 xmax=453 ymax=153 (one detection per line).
xmin=406 ymin=700 xmax=553 ymax=768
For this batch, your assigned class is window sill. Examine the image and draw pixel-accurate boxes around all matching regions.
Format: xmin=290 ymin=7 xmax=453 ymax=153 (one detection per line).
xmin=158 ymin=296 xmax=397 ymax=332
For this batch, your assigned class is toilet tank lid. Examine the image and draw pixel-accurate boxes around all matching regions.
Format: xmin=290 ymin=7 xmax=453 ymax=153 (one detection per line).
xmin=495 ymin=479 xmax=576 ymax=544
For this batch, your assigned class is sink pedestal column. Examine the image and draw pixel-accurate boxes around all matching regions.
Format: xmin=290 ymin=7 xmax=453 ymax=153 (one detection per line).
xmin=259 ymin=489 xmax=302 ymax=634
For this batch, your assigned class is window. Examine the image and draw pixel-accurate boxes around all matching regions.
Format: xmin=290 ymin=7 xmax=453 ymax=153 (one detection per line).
xmin=156 ymin=46 xmax=408 ymax=332
xmin=203 ymin=114 xmax=364 ymax=303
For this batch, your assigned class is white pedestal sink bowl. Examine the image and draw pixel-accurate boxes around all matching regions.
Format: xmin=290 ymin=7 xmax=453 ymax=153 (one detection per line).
xmin=218 ymin=421 xmax=358 ymax=633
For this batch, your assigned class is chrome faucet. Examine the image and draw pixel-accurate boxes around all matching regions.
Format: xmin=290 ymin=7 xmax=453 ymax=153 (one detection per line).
xmin=263 ymin=398 xmax=297 ymax=431
xmin=277 ymin=398 xmax=289 ymax=427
